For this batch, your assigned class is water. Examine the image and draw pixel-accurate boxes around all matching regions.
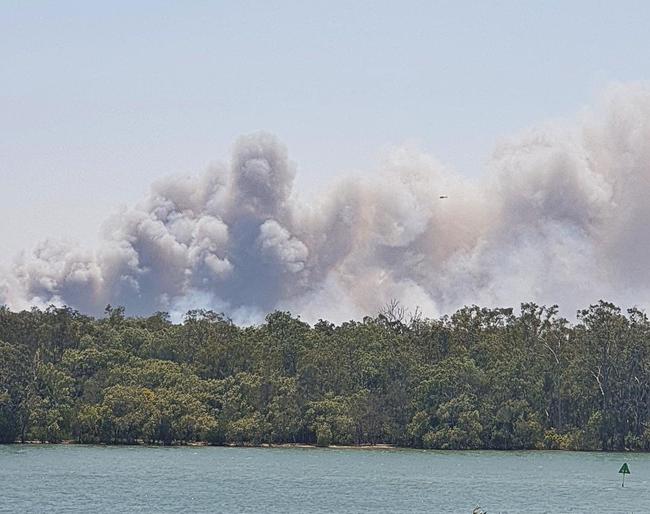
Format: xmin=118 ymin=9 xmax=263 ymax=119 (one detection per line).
xmin=1 ymin=445 xmax=648 ymax=513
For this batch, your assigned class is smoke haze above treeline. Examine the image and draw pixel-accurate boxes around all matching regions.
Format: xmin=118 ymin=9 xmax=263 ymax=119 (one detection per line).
xmin=3 ymin=84 xmax=650 ymax=323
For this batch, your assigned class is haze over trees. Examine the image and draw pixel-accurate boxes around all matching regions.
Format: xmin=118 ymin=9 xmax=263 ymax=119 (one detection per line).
xmin=1 ymin=300 xmax=650 ymax=451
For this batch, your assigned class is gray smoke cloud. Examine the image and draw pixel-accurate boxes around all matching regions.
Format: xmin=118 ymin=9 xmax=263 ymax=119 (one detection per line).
xmin=3 ymin=84 xmax=650 ymax=323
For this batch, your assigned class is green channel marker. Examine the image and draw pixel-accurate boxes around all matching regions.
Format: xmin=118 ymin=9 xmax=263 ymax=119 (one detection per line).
xmin=619 ymin=463 xmax=630 ymax=487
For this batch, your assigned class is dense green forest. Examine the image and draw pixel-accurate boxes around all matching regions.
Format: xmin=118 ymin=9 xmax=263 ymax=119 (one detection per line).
xmin=2 ymin=301 xmax=650 ymax=451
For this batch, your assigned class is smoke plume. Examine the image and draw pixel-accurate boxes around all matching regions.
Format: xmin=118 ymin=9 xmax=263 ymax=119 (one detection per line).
xmin=3 ymin=84 xmax=650 ymax=323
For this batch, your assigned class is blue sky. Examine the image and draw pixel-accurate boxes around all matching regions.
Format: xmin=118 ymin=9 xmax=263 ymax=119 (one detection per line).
xmin=2 ymin=0 xmax=650 ymax=262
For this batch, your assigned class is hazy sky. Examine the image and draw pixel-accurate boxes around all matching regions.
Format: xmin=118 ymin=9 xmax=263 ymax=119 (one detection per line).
xmin=2 ymin=0 xmax=650 ymax=264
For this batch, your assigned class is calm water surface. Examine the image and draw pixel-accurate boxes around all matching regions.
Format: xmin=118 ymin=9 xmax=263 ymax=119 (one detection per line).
xmin=1 ymin=445 xmax=648 ymax=513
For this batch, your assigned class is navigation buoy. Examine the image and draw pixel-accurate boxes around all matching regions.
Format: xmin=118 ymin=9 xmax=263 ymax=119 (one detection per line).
xmin=619 ymin=462 xmax=630 ymax=487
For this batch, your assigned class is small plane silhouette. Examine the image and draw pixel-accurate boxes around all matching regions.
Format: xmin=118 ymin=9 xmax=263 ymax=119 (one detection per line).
xmin=439 ymin=195 xmax=448 ymax=199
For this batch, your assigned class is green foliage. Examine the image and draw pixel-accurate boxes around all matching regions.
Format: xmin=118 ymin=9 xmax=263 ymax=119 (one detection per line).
xmin=1 ymin=301 xmax=650 ymax=450
xmin=307 ymin=393 xmax=356 ymax=445
xmin=0 ymin=341 xmax=30 ymax=442
xmin=315 ymin=424 xmax=332 ymax=447
xmin=425 ymin=394 xmax=483 ymax=450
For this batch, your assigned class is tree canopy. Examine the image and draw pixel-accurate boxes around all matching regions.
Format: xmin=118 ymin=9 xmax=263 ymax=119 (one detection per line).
xmin=1 ymin=301 xmax=650 ymax=451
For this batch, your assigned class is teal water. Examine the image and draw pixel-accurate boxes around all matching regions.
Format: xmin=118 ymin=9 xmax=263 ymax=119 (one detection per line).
xmin=1 ymin=445 xmax=648 ymax=513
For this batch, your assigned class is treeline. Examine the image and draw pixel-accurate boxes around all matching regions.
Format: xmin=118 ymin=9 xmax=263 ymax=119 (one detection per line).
xmin=1 ymin=301 xmax=650 ymax=450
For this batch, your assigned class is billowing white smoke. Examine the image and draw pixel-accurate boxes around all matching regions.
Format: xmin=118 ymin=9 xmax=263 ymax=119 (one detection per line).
xmin=3 ymin=84 xmax=650 ymax=323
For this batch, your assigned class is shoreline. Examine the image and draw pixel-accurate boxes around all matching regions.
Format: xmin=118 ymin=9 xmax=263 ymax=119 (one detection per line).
xmin=3 ymin=441 xmax=640 ymax=452
xmin=7 ymin=440 xmax=398 ymax=450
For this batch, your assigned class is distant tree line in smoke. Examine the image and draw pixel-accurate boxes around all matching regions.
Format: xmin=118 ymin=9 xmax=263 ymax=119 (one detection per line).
xmin=1 ymin=300 xmax=650 ymax=451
